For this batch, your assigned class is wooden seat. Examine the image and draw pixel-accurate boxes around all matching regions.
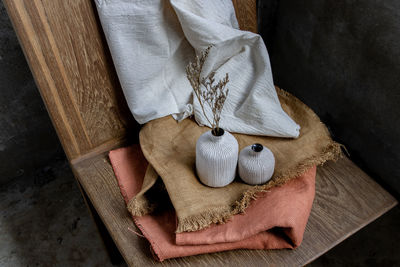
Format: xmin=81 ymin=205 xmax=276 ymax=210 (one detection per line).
xmin=73 ymin=154 xmax=396 ymax=266
xmin=4 ymin=0 xmax=397 ymax=266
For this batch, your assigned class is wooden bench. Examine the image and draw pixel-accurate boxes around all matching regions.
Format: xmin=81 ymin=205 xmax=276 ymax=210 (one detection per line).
xmin=4 ymin=0 xmax=397 ymax=266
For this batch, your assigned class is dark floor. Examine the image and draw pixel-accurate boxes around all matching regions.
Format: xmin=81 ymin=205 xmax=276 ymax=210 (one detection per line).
xmin=0 ymin=158 xmax=126 ymax=267
xmin=0 ymin=158 xmax=398 ymax=266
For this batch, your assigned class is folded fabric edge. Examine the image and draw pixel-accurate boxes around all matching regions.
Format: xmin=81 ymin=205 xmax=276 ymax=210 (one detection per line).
xmin=133 ymin=217 xmax=164 ymax=262
xmin=127 ymin=164 xmax=160 ymax=216
xmin=128 ymin=196 xmax=156 ymax=217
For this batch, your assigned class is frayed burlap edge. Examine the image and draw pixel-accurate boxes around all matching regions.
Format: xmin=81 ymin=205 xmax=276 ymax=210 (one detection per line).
xmin=127 ymin=196 xmax=156 ymax=216
xmin=175 ymin=88 xmax=344 ymax=232
xmin=127 ymin=164 xmax=159 ymax=216
xmin=176 ymin=141 xmax=343 ymax=232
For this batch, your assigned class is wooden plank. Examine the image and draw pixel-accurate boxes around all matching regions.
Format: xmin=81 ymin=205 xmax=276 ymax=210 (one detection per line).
xmin=3 ymin=0 xmax=135 ymax=160
xmin=75 ymin=180 xmax=124 ymax=264
xmin=232 ymin=0 xmax=258 ymax=33
xmin=72 ymin=155 xmax=397 ymax=266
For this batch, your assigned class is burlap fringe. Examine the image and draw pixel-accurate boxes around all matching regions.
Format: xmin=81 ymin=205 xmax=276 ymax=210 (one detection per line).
xmin=127 ymin=196 xmax=156 ymax=217
xmin=176 ymin=140 xmax=343 ymax=232
xmin=129 ymin=87 xmax=345 ymax=232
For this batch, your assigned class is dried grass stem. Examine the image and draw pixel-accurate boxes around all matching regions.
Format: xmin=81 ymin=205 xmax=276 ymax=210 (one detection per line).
xmin=186 ymin=46 xmax=229 ymax=132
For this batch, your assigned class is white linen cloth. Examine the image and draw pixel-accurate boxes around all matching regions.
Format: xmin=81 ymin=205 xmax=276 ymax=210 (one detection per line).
xmin=95 ymin=0 xmax=300 ymax=138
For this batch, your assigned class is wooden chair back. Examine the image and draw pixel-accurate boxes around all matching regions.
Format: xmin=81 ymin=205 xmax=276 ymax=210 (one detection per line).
xmin=3 ymin=0 xmax=257 ymax=162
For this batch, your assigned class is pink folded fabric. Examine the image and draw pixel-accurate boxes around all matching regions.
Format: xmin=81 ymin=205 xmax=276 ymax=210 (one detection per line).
xmin=109 ymin=145 xmax=316 ymax=261
xmin=176 ymin=166 xmax=315 ymax=246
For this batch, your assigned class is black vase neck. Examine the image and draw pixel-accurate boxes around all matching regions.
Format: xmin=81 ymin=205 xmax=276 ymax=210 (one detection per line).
xmin=251 ymin=143 xmax=263 ymax=152
xmin=212 ymin=128 xmax=225 ymax=137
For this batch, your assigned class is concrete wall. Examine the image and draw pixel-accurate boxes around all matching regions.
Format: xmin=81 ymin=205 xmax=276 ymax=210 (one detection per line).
xmin=0 ymin=2 xmax=63 ymax=185
xmin=260 ymin=0 xmax=400 ymax=195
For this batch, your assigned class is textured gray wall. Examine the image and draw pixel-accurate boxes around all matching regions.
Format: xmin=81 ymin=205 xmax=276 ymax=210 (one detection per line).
xmin=261 ymin=0 xmax=400 ymax=195
xmin=0 ymin=3 xmax=62 ymax=185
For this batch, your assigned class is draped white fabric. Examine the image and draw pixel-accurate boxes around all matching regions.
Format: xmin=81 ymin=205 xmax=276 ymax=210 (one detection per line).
xmin=95 ymin=0 xmax=300 ymax=138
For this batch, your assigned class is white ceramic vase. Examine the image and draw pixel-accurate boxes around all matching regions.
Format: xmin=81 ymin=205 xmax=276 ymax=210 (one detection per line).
xmin=238 ymin=143 xmax=275 ymax=185
xmin=196 ymin=128 xmax=239 ymax=187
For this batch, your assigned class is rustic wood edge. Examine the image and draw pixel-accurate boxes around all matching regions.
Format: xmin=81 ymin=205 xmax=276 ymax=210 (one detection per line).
xmin=3 ymin=0 xmax=134 ymax=161
xmin=70 ymin=159 xmax=135 ymax=265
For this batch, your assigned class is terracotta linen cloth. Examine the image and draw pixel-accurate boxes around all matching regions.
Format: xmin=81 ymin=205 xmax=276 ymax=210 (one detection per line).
xmin=135 ymin=88 xmax=342 ymax=233
xmin=109 ymin=145 xmax=316 ymax=261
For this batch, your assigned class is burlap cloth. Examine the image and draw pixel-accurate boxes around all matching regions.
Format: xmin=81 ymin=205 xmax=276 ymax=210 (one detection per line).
xmin=129 ymin=87 xmax=342 ymax=232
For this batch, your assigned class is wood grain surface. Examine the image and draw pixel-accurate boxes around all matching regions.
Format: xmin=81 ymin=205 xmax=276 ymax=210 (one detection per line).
xmin=232 ymin=0 xmax=258 ymax=33
xmin=3 ymin=0 xmax=135 ymax=160
xmin=72 ymin=155 xmax=397 ymax=266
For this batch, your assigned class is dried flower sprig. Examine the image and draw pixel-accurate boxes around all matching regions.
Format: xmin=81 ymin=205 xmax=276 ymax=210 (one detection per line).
xmin=186 ymin=46 xmax=229 ymax=134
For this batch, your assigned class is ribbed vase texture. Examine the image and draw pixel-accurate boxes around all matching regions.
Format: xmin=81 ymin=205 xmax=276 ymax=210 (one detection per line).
xmin=238 ymin=144 xmax=275 ymax=185
xmin=196 ymin=130 xmax=239 ymax=187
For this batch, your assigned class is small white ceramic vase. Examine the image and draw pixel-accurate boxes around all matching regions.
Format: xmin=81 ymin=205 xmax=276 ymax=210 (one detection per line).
xmin=238 ymin=143 xmax=275 ymax=185
xmin=196 ymin=128 xmax=239 ymax=187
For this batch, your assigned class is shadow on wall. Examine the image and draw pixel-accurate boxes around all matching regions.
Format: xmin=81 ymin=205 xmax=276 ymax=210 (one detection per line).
xmin=0 ymin=2 xmax=63 ymax=185
xmin=260 ymin=0 xmax=400 ymax=196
